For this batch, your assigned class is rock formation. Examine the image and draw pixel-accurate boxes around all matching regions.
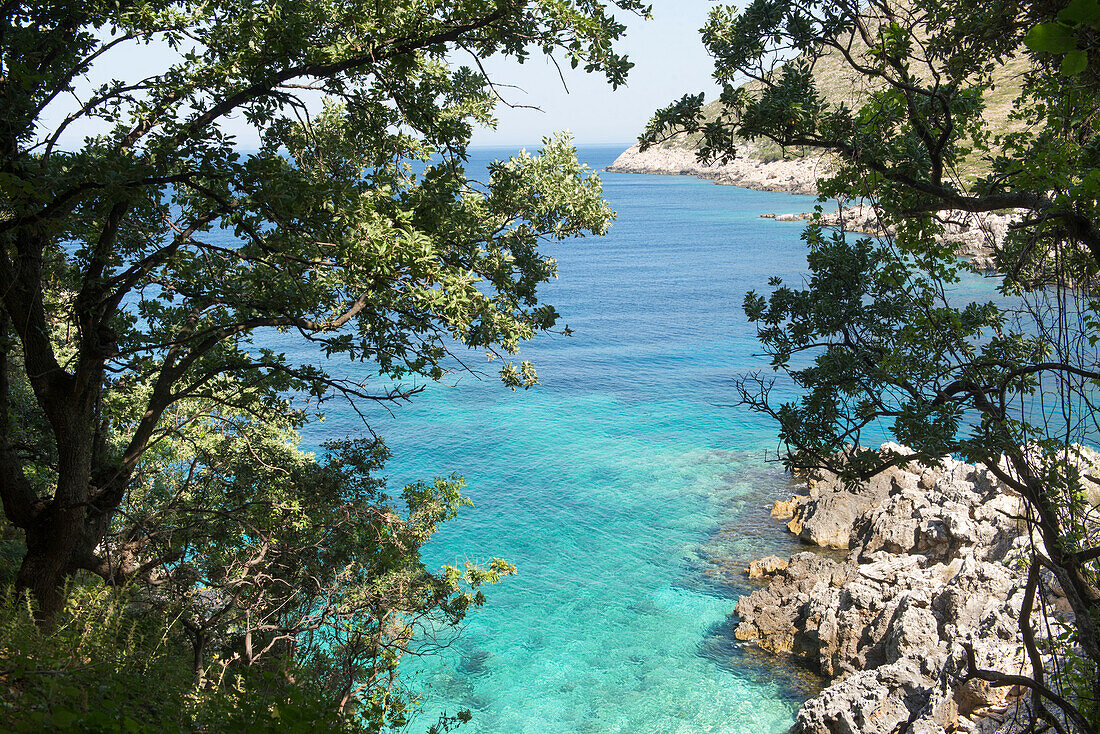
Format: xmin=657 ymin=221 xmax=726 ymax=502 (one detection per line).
xmin=764 ymin=205 xmax=1020 ymax=273
xmin=608 ymin=145 xmax=1016 ymax=269
xmin=606 ymin=143 xmax=825 ymax=195
xmin=735 ymin=444 xmax=1062 ymax=734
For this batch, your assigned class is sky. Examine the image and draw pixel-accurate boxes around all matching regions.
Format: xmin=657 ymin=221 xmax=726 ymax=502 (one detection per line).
xmin=471 ymin=1 xmax=723 ymax=147
xmin=43 ymin=1 xmax=724 ymax=151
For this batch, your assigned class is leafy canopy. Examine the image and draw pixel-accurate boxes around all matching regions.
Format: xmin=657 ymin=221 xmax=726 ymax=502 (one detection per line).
xmin=0 ymin=0 xmax=648 ymax=728
xmin=642 ymin=0 xmax=1100 ymax=728
xmin=0 ymin=0 xmax=647 ymax=609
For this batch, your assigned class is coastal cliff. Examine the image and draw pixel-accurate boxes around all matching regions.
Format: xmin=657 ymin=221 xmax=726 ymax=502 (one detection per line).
xmin=608 ymin=144 xmax=1012 ymax=268
xmin=606 ymin=143 xmax=824 ymax=196
xmin=737 ymin=444 xmax=1076 ymax=734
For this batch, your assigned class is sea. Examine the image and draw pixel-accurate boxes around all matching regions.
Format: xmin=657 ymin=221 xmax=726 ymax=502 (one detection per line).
xmin=309 ymin=145 xmax=893 ymax=733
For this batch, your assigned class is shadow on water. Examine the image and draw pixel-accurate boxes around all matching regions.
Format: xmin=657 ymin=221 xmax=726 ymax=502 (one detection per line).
xmin=457 ymin=648 xmax=493 ymax=680
xmin=680 ymin=453 xmax=827 ymax=700
xmin=698 ymin=616 xmax=825 ymax=703
xmin=422 ymin=648 xmax=495 ymax=713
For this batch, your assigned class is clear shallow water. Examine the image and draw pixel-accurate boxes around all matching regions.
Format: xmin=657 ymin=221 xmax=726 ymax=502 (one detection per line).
xmin=312 ymin=146 xmax=852 ymax=732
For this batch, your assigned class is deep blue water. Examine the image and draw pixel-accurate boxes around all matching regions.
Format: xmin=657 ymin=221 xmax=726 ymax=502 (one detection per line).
xmin=307 ymin=145 xmax=837 ymax=734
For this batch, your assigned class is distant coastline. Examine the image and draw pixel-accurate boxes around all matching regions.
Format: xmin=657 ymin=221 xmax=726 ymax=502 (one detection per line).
xmin=606 ymin=143 xmax=1008 ymax=270
xmin=606 ymin=143 xmax=823 ymax=196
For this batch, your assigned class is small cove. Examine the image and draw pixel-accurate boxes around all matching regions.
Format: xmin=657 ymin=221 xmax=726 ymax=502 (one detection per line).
xmin=311 ymin=146 xmax=881 ymax=732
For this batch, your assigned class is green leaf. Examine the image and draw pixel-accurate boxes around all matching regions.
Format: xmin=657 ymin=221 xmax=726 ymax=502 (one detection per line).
xmin=1062 ymin=49 xmax=1089 ymax=75
xmin=1058 ymin=0 xmax=1100 ymax=25
xmin=1023 ymin=23 xmax=1077 ymax=53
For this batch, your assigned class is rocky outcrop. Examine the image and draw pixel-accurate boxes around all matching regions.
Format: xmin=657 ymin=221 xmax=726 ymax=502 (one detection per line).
xmin=606 ymin=143 xmax=825 ymax=195
xmin=764 ymin=204 xmax=1022 ymax=272
xmin=735 ymin=444 xmax=1052 ymax=734
xmin=783 ymin=456 xmax=914 ymax=549
xmin=747 ymin=555 xmax=790 ymax=579
xmin=608 ymin=145 xmax=1016 ymax=268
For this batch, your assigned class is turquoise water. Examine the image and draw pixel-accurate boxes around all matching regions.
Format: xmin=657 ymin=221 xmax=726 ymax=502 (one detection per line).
xmin=317 ymin=147 xmax=842 ymax=732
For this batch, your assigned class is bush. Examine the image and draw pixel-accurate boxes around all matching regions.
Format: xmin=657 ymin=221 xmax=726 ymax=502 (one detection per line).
xmin=0 ymin=584 xmax=358 ymax=733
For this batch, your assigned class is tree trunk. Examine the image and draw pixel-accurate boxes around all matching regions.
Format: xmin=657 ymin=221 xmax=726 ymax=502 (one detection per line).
xmin=15 ymin=420 xmax=96 ymax=622
xmin=16 ymin=518 xmax=73 ymax=623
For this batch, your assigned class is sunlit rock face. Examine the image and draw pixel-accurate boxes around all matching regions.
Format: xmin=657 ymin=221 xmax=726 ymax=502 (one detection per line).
xmin=735 ymin=445 xmax=1068 ymax=734
xmin=606 ymin=143 xmax=825 ymax=195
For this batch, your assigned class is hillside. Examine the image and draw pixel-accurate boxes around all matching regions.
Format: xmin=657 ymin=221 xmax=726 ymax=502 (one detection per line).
xmin=609 ymin=36 xmax=1031 ymax=192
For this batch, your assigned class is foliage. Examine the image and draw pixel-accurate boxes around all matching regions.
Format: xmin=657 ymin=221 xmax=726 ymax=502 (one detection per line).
xmin=0 ymin=424 xmax=514 ymax=732
xmin=644 ymin=0 xmax=1100 ymax=729
xmin=0 ymin=0 xmax=646 ymax=614
xmin=131 ymin=418 xmax=517 ymax=730
xmin=0 ymin=583 xmax=380 ymax=733
xmin=0 ymin=0 xmax=647 ymax=729
xmin=0 ymin=426 xmax=515 ymax=732
xmin=1023 ymin=0 xmax=1100 ymax=77
xmin=0 ymin=585 xmax=197 ymax=733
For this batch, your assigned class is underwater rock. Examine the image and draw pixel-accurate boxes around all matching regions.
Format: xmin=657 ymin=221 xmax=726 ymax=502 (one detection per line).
xmin=746 ymin=555 xmax=789 ymax=579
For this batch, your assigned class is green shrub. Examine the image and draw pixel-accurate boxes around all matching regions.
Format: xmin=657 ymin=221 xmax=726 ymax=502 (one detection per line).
xmin=0 ymin=585 xmax=358 ymax=733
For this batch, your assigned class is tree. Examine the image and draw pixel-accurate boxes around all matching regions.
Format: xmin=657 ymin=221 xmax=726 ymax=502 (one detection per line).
xmin=0 ymin=0 xmax=650 ymax=728
xmin=642 ymin=0 xmax=1100 ymax=728
xmin=0 ymin=424 xmax=512 ymax=732
xmin=0 ymin=0 xmax=648 ymax=622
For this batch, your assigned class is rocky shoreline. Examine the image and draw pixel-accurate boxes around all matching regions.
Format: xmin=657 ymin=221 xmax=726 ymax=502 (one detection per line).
xmin=762 ymin=205 xmax=1019 ymax=272
xmin=608 ymin=144 xmax=1012 ymax=269
xmin=607 ymin=143 xmax=825 ymax=196
xmin=735 ymin=444 xmax=1063 ymax=734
